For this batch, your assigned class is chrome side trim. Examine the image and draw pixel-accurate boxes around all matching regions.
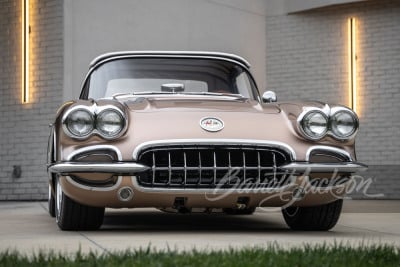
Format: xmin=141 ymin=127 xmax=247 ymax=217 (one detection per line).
xmin=49 ymin=162 xmax=149 ymax=174
xmin=132 ymin=139 xmax=297 ymax=161
xmin=306 ymin=146 xmax=353 ymax=162
xmin=281 ymin=162 xmax=367 ymax=173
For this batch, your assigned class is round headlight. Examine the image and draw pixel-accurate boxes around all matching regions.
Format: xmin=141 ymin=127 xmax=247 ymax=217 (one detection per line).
xmin=331 ymin=111 xmax=358 ymax=139
xmin=65 ymin=109 xmax=94 ymax=138
xmin=96 ymin=109 xmax=125 ymax=138
xmin=301 ymin=111 xmax=328 ymax=140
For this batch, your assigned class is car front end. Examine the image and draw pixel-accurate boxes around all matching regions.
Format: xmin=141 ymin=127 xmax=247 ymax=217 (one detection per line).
xmin=47 ymin=52 xmax=367 ymax=230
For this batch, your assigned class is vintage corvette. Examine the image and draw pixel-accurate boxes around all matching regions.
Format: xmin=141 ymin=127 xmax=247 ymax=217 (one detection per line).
xmin=47 ymin=51 xmax=367 ymax=231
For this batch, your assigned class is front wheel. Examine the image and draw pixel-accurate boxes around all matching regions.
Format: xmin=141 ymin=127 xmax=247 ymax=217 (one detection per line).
xmin=282 ymin=199 xmax=343 ymax=231
xmin=55 ymin=178 xmax=104 ymax=230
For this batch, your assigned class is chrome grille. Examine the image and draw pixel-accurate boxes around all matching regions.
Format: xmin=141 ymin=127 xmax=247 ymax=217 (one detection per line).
xmin=136 ymin=145 xmax=292 ymax=189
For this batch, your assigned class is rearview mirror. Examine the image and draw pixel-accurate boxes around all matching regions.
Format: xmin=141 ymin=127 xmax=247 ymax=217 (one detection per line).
xmin=161 ymin=83 xmax=185 ymax=93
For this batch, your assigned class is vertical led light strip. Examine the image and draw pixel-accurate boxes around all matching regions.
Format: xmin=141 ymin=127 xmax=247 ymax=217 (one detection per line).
xmin=348 ymin=17 xmax=356 ymax=112
xmin=22 ymin=0 xmax=29 ymax=103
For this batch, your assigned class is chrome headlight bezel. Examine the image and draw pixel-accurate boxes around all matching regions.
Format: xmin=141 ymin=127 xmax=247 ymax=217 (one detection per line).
xmin=297 ymin=106 xmax=359 ymax=141
xmin=62 ymin=106 xmax=95 ymax=140
xmin=62 ymin=104 xmax=127 ymax=140
xmin=298 ymin=110 xmax=329 ymax=141
xmin=330 ymin=107 xmax=359 ymax=140
xmin=96 ymin=108 xmax=126 ymax=140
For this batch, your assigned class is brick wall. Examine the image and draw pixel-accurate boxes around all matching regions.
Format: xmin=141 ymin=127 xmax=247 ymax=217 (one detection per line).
xmin=0 ymin=0 xmax=63 ymax=200
xmin=266 ymin=0 xmax=400 ymax=198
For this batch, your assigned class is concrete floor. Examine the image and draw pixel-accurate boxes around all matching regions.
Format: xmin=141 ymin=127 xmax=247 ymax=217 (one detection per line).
xmin=0 ymin=200 xmax=399 ymax=255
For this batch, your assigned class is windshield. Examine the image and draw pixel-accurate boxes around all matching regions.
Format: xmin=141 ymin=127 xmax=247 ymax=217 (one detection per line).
xmin=85 ymin=58 xmax=258 ymax=100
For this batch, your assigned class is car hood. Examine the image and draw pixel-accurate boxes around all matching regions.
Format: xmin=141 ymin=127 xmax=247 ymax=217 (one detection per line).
xmin=101 ymin=96 xmax=302 ymax=155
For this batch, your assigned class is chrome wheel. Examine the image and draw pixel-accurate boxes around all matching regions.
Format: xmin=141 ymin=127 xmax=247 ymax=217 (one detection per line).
xmin=48 ymin=184 xmax=51 ymax=202
xmin=48 ymin=183 xmax=56 ymax=217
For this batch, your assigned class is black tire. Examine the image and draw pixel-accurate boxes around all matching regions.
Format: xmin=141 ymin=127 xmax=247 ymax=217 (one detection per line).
xmin=48 ymin=184 xmax=56 ymax=218
xmin=282 ymin=199 xmax=343 ymax=231
xmin=223 ymin=207 xmax=256 ymax=215
xmin=55 ymin=178 xmax=104 ymax=230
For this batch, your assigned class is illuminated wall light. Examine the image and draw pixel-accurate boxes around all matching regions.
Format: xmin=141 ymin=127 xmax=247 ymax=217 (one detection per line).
xmin=22 ymin=0 xmax=29 ymax=103
xmin=348 ymin=17 xmax=357 ymax=112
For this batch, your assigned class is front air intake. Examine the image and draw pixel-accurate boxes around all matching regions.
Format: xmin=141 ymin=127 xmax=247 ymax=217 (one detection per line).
xmin=136 ymin=145 xmax=292 ymax=189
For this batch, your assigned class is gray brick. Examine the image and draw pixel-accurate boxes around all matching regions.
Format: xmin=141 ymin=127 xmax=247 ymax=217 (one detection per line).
xmin=0 ymin=0 xmax=62 ymax=200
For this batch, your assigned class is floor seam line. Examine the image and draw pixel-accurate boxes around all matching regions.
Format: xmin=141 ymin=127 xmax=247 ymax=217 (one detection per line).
xmin=338 ymin=224 xmax=400 ymax=237
xmin=78 ymin=233 xmax=111 ymax=254
xmin=38 ymin=202 xmax=48 ymax=212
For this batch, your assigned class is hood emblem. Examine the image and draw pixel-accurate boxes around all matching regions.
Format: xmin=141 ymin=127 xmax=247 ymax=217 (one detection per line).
xmin=200 ymin=117 xmax=224 ymax=132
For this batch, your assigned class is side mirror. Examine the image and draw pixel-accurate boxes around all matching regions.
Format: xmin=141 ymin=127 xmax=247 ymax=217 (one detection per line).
xmin=262 ymin=91 xmax=277 ymax=103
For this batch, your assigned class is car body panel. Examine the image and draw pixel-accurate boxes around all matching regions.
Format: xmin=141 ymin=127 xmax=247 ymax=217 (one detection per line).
xmin=48 ymin=51 xmax=366 ymax=211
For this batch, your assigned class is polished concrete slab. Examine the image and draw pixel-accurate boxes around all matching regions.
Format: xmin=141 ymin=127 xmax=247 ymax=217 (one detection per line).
xmin=0 ymin=200 xmax=399 ymax=255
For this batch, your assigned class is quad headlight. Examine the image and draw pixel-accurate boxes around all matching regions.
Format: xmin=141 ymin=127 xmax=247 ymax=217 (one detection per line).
xmin=64 ymin=109 xmax=94 ymax=138
xmin=298 ymin=107 xmax=358 ymax=141
xmin=96 ymin=109 xmax=125 ymax=138
xmin=330 ymin=110 xmax=358 ymax=139
xmin=300 ymin=111 xmax=329 ymax=140
xmin=62 ymin=105 xmax=126 ymax=140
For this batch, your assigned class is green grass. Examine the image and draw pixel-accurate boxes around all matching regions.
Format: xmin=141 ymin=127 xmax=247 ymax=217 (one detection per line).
xmin=0 ymin=244 xmax=399 ymax=267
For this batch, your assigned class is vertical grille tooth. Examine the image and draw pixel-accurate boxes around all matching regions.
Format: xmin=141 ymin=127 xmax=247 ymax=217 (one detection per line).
xmin=213 ymin=151 xmax=217 ymax=185
xmin=152 ymin=152 xmax=156 ymax=185
xmin=242 ymin=151 xmax=246 ymax=183
xmin=228 ymin=151 xmax=231 ymax=185
xmin=198 ymin=151 xmax=202 ymax=185
xmin=137 ymin=146 xmax=290 ymax=188
xmin=273 ymin=152 xmax=277 ymax=182
xmin=168 ymin=152 xmax=171 ymax=185
xmin=257 ymin=151 xmax=261 ymax=184
xmin=183 ymin=151 xmax=187 ymax=186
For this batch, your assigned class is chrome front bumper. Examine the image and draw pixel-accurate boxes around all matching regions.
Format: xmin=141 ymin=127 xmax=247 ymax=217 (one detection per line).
xmin=281 ymin=162 xmax=368 ymax=173
xmin=48 ymin=161 xmax=367 ymax=175
xmin=48 ymin=162 xmax=149 ymax=175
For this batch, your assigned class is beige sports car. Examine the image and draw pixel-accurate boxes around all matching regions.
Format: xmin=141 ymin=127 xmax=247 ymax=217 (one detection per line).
xmin=47 ymin=51 xmax=367 ymax=231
